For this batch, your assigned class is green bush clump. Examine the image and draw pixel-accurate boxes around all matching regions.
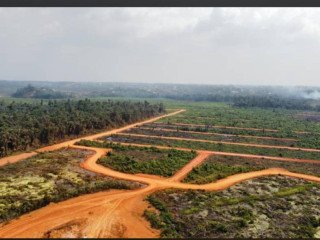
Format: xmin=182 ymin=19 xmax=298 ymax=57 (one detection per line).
xmin=184 ymin=162 xmax=261 ymax=184
xmin=94 ymin=143 xmax=196 ymax=177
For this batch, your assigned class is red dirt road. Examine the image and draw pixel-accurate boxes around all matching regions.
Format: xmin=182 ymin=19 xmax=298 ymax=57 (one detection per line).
xmin=1 ymin=144 xmax=320 ymax=238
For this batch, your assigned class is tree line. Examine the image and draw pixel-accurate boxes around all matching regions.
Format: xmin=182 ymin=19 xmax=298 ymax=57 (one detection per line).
xmin=0 ymin=99 xmax=165 ymax=157
xmin=232 ymin=95 xmax=320 ymax=111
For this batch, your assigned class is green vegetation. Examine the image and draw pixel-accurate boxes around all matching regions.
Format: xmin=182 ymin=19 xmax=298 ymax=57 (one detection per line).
xmin=183 ymin=155 xmax=320 ymax=184
xmin=148 ymin=101 xmax=320 ymax=149
xmin=105 ymin=134 xmax=320 ymax=160
xmin=0 ymin=99 xmax=164 ymax=157
xmin=145 ymin=176 xmax=320 ymax=238
xmin=155 ymin=102 xmax=320 ymax=134
xmin=0 ymin=148 xmax=142 ymax=223
xmin=184 ymin=161 xmax=261 ymax=184
xmin=77 ymin=140 xmax=196 ymax=177
xmin=144 ymin=195 xmax=180 ymax=238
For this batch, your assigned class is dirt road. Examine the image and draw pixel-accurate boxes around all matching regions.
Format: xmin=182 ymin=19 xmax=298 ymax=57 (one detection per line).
xmin=1 ymin=143 xmax=320 ymax=238
xmin=136 ymin=127 xmax=298 ymax=142
xmin=1 ymin=108 xmax=320 ymax=238
xmin=108 ymin=141 xmax=320 ymax=164
xmin=152 ymin=122 xmax=316 ymax=135
xmin=117 ymin=132 xmax=320 ymax=153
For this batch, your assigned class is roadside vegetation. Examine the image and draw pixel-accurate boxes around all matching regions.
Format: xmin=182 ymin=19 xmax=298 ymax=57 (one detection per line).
xmin=145 ymin=176 xmax=320 ymax=238
xmin=0 ymin=99 xmax=165 ymax=157
xmin=76 ymin=140 xmax=196 ymax=177
xmin=0 ymin=148 xmax=142 ymax=223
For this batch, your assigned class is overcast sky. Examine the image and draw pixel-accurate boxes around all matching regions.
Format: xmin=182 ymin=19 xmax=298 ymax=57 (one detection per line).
xmin=1 ymin=8 xmax=320 ymax=86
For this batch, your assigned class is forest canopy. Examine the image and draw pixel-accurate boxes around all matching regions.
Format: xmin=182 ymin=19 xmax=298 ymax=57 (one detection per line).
xmin=0 ymin=99 xmax=165 ymax=157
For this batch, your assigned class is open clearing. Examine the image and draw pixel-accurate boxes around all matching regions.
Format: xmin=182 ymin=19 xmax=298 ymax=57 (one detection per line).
xmin=0 ymin=105 xmax=320 ymax=238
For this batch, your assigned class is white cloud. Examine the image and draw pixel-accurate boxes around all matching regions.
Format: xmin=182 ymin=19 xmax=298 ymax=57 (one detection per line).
xmin=1 ymin=8 xmax=320 ymax=86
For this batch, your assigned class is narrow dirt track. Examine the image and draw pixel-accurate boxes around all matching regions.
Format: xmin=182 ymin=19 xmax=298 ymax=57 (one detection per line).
xmin=136 ymin=127 xmax=298 ymax=142
xmin=153 ymin=122 xmax=316 ymax=135
xmin=109 ymin=141 xmax=320 ymax=164
xmin=117 ymin=132 xmax=320 ymax=153
xmin=1 ymin=109 xmax=320 ymax=238
xmin=153 ymin=122 xmax=280 ymax=132
xmin=0 ymin=152 xmax=37 ymax=167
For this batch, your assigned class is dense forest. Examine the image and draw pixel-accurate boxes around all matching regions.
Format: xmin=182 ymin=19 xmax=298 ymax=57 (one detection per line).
xmin=0 ymin=99 xmax=165 ymax=157
xmin=12 ymin=85 xmax=72 ymax=99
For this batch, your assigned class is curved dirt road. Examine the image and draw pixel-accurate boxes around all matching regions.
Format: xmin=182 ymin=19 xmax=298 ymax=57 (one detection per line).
xmin=1 ymin=109 xmax=320 ymax=238
xmin=1 ymin=144 xmax=320 ymax=238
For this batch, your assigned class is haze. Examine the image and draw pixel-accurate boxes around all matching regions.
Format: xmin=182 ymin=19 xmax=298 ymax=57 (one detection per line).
xmin=1 ymin=7 xmax=320 ymax=86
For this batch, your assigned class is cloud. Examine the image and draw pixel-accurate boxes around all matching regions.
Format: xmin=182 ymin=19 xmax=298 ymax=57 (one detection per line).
xmin=1 ymin=8 xmax=320 ymax=86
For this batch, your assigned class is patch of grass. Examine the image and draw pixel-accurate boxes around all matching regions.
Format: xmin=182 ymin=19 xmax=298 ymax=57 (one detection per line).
xmin=274 ymin=183 xmax=315 ymax=197
xmin=184 ymin=161 xmax=261 ymax=184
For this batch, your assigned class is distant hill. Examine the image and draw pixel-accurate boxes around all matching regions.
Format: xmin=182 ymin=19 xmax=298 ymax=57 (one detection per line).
xmin=12 ymin=85 xmax=72 ymax=99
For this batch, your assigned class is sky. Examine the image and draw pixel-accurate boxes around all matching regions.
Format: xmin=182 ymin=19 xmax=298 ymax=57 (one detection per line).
xmin=1 ymin=8 xmax=320 ymax=86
